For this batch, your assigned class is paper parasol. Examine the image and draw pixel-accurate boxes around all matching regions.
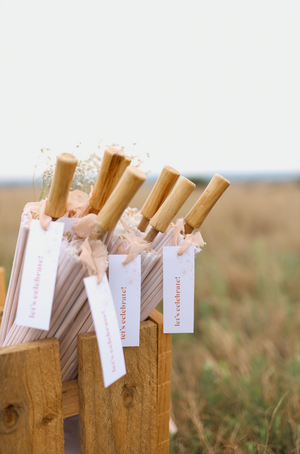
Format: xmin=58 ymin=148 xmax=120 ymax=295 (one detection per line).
xmin=1 ymin=166 xmax=145 ymax=351
xmin=0 ymin=153 xmax=78 ymax=344
xmin=58 ymin=174 xmax=197 ymax=381
xmin=140 ymin=174 xmax=230 ymax=321
xmin=0 ymin=149 xmax=134 ymax=347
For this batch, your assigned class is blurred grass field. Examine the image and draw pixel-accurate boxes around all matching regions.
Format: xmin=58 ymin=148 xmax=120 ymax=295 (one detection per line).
xmin=0 ymin=181 xmax=300 ymax=452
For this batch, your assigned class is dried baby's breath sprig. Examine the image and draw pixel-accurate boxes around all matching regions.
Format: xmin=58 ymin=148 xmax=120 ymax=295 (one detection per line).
xmin=33 ymin=141 xmax=150 ymax=200
xmin=70 ymin=152 xmax=103 ymax=192
xmin=32 ymin=147 xmax=53 ymax=201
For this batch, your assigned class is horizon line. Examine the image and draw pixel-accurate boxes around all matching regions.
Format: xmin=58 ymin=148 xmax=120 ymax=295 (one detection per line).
xmin=0 ymin=170 xmax=300 ymax=186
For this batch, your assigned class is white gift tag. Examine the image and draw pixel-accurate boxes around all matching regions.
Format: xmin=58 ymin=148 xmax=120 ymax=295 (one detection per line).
xmin=84 ymin=274 xmax=126 ymax=388
xmin=163 ymin=246 xmax=195 ymax=333
xmin=57 ymin=217 xmax=79 ymax=237
xmin=15 ymin=220 xmax=64 ymax=330
xmin=109 ymin=255 xmax=141 ymax=347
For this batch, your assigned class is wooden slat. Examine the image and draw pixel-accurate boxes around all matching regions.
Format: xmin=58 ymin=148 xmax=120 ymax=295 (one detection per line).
xmin=78 ymin=318 xmax=158 ymax=454
xmin=148 ymin=309 xmax=172 ymax=453
xmin=0 ymin=337 xmax=64 ymax=454
xmin=62 ymin=379 xmax=80 ymax=418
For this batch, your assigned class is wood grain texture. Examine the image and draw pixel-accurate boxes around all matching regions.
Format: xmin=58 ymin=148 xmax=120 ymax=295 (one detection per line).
xmin=96 ymin=166 xmax=146 ymax=232
xmin=138 ymin=215 xmax=150 ymax=233
xmin=62 ymin=379 xmax=80 ymax=418
xmin=150 ymin=176 xmax=196 ymax=233
xmin=0 ymin=338 xmax=64 ymax=454
xmin=148 ymin=310 xmax=172 ymax=454
xmin=144 ymin=226 xmax=160 ymax=243
xmin=185 ymin=174 xmax=230 ymax=231
xmin=139 ymin=166 xmax=180 ymax=230
xmin=89 ymin=148 xmax=126 ymax=213
xmin=78 ymin=319 xmax=158 ymax=454
xmin=0 ymin=267 xmax=6 ymax=323
xmin=46 ymin=153 xmax=78 ymax=219
xmin=113 ymin=154 xmax=132 ymax=185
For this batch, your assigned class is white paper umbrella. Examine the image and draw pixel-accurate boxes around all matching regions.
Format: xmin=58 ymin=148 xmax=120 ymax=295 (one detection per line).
xmin=56 ymin=174 xmax=197 ymax=381
xmin=108 ymin=173 xmax=196 ymax=276
xmin=1 ymin=166 xmax=146 ymax=351
xmin=140 ymin=228 xmax=203 ymax=321
xmin=0 ymin=153 xmax=78 ymax=345
xmin=0 ymin=148 xmax=131 ymax=347
xmin=140 ymin=174 xmax=231 ymax=321
xmin=57 ymin=167 xmax=148 ymax=381
xmin=52 ymin=172 xmax=224 ymax=382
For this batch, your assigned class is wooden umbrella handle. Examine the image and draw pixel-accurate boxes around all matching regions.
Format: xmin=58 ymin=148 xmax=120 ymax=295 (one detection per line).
xmin=114 ymin=154 xmax=132 ymax=183
xmin=89 ymin=147 xmax=127 ymax=213
xmin=144 ymin=176 xmax=195 ymax=241
xmin=91 ymin=166 xmax=146 ymax=239
xmin=184 ymin=174 xmax=230 ymax=233
xmin=45 ymin=153 xmax=78 ymax=219
xmin=138 ymin=165 xmax=180 ymax=232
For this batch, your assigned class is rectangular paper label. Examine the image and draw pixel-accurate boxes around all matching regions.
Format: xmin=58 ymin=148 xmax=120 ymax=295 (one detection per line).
xmin=109 ymin=255 xmax=141 ymax=347
xmin=15 ymin=219 xmax=64 ymax=330
xmin=84 ymin=274 xmax=126 ymax=387
xmin=163 ymin=246 xmax=195 ymax=333
xmin=57 ymin=217 xmax=79 ymax=238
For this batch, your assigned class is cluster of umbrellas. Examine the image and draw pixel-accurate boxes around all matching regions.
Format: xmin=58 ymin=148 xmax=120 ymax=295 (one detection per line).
xmin=0 ymin=148 xmax=230 ymax=382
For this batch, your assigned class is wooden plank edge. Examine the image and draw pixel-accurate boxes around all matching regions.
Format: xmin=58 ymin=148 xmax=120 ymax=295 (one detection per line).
xmin=63 ymin=318 xmax=158 ymax=419
xmin=62 ymin=379 xmax=80 ymax=418
xmin=60 ymin=314 xmax=166 ymax=420
xmin=148 ymin=309 xmax=172 ymax=451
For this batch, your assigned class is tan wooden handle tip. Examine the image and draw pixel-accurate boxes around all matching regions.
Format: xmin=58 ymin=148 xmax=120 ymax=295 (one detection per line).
xmin=214 ymin=174 xmax=230 ymax=187
xmin=150 ymin=176 xmax=195 ymax=233
xmin=45 ymin=153 xmax=78 ymax=219
xmin=89 ymin=147 xmax=127 ymax=212
xmin=124 ymin=155 xmax=132 ymax=165
xmin=141 ymin=165 xmax=180 ymax=220
xmin=57 ymin=153 xmax=78 ymax=165
xmin=161 ymin=165 xmax=180 ymax=176
xmin=96 ymin=166 xmax=146 ymax=232
xmin=104 ymin=147 xmax=125 ymax=157
xmin=113 ymin=154 xmax=132 ymax=184
xmin=185 ymin=174 xmax=230 ymax=230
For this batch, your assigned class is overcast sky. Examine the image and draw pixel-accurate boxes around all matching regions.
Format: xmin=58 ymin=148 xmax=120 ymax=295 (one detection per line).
xmin=0 ymin=1 xmax=299 ymax=180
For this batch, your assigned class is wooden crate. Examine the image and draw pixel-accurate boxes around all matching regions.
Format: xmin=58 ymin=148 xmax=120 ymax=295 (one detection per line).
xmin=0 ymin=310 xmax=171 ymax=454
